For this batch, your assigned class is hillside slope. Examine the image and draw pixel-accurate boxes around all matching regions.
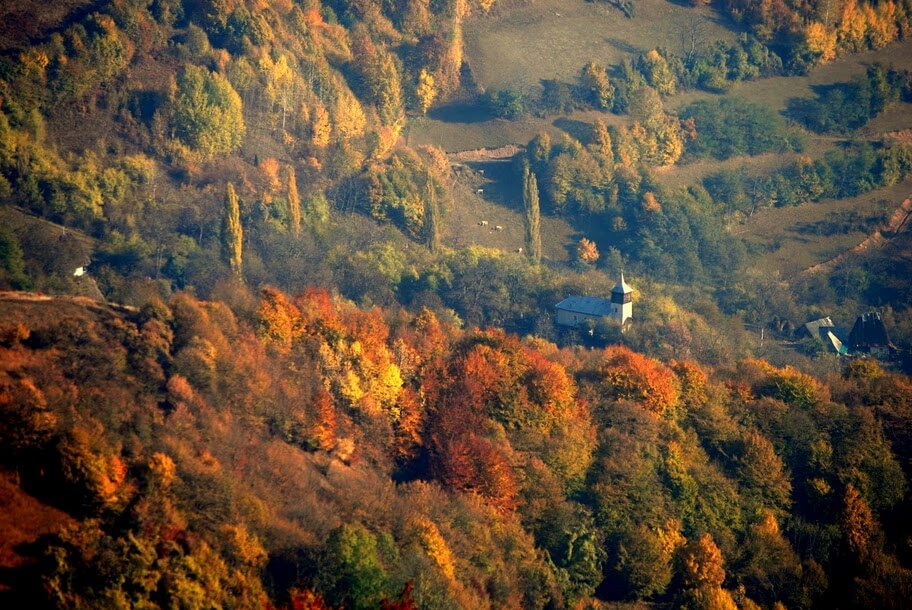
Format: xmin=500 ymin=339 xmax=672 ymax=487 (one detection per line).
xmin=2 ymin=289 xmax=912 ymax=608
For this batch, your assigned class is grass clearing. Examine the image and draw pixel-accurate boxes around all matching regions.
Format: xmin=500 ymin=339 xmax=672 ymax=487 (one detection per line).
xmin=464 ymin=0 xmax=732 ymax=93
xmin=409 ymin=107 xmax=632 ymax=152
xmin=736 ymin=177 xmax=912 ymax=277
xmin=442 ymin=159 xmax=577 ymax=261
xmin=420 ymin=15 xmax=912 ymax=156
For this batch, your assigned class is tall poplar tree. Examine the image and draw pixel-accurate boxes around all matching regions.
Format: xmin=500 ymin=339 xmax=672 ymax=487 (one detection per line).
xmin=522 ymin=163 xmax=542 ymax=263
xmin=221 ymin=182 xmax=243 ymax=278
xmin=424 ymin=171 xmax=441 ymax=254
xmin=286 ymin=165 xmax=301 ymax=235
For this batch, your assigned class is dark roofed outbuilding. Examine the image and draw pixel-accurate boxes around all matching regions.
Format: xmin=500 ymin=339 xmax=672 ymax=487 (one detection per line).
xmin=849 ymin=311 xmax=895 ymax=353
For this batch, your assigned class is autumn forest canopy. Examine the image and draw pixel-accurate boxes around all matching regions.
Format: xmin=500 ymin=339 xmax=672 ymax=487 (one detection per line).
xmin=1 ymin=0 xmax=912 ymax=608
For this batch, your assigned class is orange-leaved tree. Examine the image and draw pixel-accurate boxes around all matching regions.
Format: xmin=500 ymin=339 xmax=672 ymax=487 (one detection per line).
xmin=599 ymin=346 xmax=681 ymax=416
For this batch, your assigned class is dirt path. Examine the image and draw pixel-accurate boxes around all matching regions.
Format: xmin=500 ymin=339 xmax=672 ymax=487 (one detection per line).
xmin=449 ymin=144 xmax=524 ymax=162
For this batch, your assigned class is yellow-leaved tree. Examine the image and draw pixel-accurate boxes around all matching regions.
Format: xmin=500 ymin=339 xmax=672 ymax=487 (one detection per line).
xmin=804 ymin=22 xmax=837 ymax=63
xmin=415 ymin=68 xmax=437 ymax=115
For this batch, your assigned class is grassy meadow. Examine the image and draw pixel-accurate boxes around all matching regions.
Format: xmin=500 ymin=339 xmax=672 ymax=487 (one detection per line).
xmin=465 ymin=0 xmax=733 ymax=93
xmin=737 ymin=178 xmax=912 ymax=278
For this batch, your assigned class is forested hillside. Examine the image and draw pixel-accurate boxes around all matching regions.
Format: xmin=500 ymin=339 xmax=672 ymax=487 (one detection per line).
xmin=1 ymin=290 xmax=911 ymax=608
xmin=2 ymin=0 xmax=912 ymax=607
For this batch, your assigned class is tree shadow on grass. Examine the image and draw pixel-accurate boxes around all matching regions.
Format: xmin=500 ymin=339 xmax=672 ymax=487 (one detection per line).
xmin=465 ymin=159 xmax=522 ymax=211
xmin=428 ymin=102 xmax=494 ymax=124
xmin=603 ymin=36 xmax=643 ymax=54
xmin=553 ymin=117 xmax=595 ymax=143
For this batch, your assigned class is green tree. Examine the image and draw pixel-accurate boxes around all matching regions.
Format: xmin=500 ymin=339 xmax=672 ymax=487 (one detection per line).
xmin=169 ymin=64 xmax=245 ymax=158
xmin=221 ymin=183 xmax=243 ymax=277
xmin=579 ymin=61 xmax=614 ymax=110
xmin=485 ymin=89 xmax=524 ymax=119
xmin=320 ymin=524 xmax=390 ymax=610
xmin=0 ymin=226 xmax=31 ymax=290
xmin=365 ymin=48 xmax=404 ymax=126
xmin=424 ymin=171 xmax=441 ymax=253
xmin=639 ymin=49 xmax=677 ymax=95
xmin=522 ymin=163 xmax=542 ymax=263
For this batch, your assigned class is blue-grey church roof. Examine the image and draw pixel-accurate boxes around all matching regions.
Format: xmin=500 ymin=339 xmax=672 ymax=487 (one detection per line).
xmin=555 ymin=296 xmax=614 ymax=316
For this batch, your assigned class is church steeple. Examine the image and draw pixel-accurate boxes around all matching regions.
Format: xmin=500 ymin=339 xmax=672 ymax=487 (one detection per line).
xmin=610 ymin=273 xmax=633 ymax=327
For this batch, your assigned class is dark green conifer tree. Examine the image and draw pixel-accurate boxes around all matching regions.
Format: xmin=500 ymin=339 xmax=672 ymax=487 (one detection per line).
xmin=522 ymin=163 xmax=542 ymax=263
xmin=424 ymin=171 xmax=441 ymax=254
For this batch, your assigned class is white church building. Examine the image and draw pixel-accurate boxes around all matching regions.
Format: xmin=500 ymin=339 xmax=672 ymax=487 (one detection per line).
xmin=555 ymin=274 xmax=633 ymax=329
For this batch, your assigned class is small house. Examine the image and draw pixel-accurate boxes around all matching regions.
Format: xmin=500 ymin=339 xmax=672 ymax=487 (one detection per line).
xmin=797 ymin=316 xmax=848 ymax=354
xmin=849 ymin=311 xmax=896 ymax=355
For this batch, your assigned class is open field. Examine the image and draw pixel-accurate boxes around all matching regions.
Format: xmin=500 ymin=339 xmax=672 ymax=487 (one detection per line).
xmin=464 ymin=0 xmax=733 ymax=93
xmin=442 ymin=159 xmax=578 ymax=261
xmin=425 ymin=3 xmax=912 ymax=150
xmin=409 ymin=107 xmax=632 ymax=152
xmin=736 ymin=178 xmax=912 ymax=277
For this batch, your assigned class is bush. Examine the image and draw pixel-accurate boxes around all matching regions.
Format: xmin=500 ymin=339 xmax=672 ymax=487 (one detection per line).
xmin=485 ymin=89 xmax=524 ymax=120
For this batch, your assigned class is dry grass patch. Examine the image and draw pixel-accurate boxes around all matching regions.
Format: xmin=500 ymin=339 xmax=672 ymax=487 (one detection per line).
xmin=737 ymin=177 xmax=912 ymax=277
xmin=464 ymin=0 xmax=733 ymax=93
xmin=409 ymin=109 xmax=630 ymax=153
xmin=442 ymin=160 xmax=576 ymax=261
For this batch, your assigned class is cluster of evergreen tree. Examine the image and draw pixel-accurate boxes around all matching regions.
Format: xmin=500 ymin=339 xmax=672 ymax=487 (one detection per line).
xmin=680 ymin=97 xmax=801 ymax=160
xmin=537 ymin=36 xmax=782 ymax=120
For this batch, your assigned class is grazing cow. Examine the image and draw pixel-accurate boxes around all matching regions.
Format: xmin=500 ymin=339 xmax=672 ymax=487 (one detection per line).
xmin=516 ymin=248 xmax=523 ymax=253
xmin=494 ymin=225 xmax=504 ymax=231
xmin=480 ymin=220 xmax=489 ymax=227
xmin=476 ymin=188 xmax=484 ymax=195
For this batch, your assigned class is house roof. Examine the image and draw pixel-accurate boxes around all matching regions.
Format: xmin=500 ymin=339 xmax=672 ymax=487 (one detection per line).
xmin=800 ymin=316 xmax=848 ymax=352
xmin=612 ymin=273 xmax=633 ymax=294
xmin=802 ymin=316 xmax=835 ymax=336
xmin=826 ymin=331 xmax=849 ymax=355
xmin=555 ymin=296 xmax=614 ymax=316
xmin=849 ymin=311 xmax=894 ymax=350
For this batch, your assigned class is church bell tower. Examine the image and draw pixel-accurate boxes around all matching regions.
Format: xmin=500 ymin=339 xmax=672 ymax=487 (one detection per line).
xmin=610 ymin=273 xmax=633 ymax=328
